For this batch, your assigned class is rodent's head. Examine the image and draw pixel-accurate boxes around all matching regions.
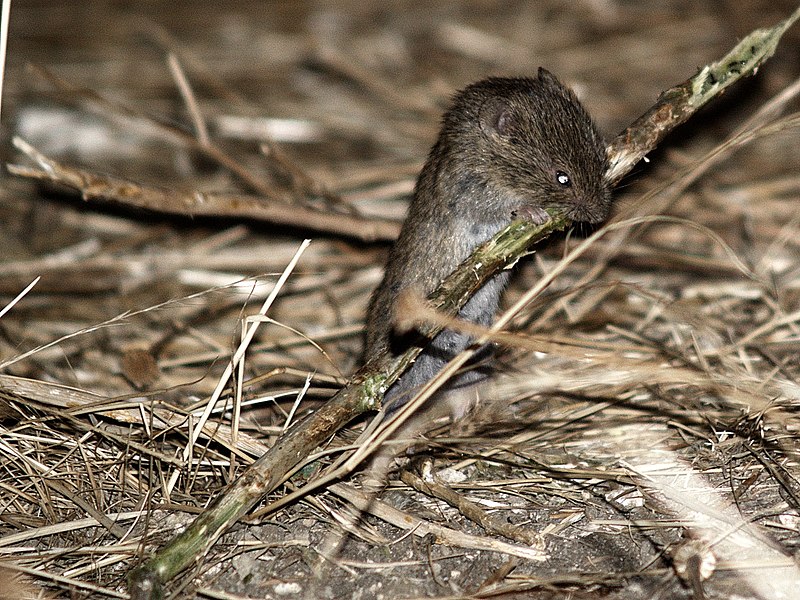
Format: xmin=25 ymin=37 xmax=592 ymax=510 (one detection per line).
xmin=440 ymin=69 xmax=610 ymax=225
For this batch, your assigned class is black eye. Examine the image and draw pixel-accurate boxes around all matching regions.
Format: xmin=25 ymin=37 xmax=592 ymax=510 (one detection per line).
xmin=555 ymin=170 xmax=571 ymax=187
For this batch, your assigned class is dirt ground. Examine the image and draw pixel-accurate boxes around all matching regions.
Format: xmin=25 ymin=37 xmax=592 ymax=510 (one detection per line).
xmin=1 ymin=1 xmax=800 ymax=599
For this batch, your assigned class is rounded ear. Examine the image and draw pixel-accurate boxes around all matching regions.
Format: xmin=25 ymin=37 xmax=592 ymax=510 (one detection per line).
xmin=480 ymin=97 xmax=515 ymax=136
xmin=537 ymin=66 xmax=561 ymax=87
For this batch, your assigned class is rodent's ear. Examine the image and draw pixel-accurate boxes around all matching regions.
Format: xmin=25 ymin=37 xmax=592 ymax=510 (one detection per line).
xmin=537 ymin=67 xmax=561 ymax=87
xmin=481 ymin=97 xmax=515 ymax=137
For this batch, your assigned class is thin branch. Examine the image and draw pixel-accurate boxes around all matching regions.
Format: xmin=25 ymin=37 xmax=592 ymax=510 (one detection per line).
xmin=0 ymin=0 xmax=10 ymax=127
xmin=8 ymin=138 xmax=401 ymax=242
xmin=399 ymin=469 xmax=543 ymax=547
xmin=0 ymin=276 xmax=39 ymax=320
xmin=167 ymin=52 xmax=210 ymax=146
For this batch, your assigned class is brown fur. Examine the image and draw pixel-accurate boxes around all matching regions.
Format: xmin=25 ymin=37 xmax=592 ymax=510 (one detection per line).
xmin=366 ymin=68 xmax=610 ymax=413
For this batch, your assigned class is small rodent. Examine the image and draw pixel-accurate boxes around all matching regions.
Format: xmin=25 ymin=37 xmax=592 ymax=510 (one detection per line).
xmin=366 ymin=68 xmax=611 ymax=414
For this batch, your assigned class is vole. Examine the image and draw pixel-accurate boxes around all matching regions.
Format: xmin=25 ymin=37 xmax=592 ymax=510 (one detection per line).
xmin=365 ymin=68 xmax=611 ymax=415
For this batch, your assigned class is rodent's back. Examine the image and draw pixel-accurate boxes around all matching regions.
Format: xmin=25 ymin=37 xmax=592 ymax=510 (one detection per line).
xmin=366 ymin=69 xmax=610 ymax=407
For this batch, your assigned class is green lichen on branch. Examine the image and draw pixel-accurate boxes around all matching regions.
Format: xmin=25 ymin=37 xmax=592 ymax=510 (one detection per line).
xmin=691 ymin=10 xmax=798 ymax=100
xmin=604 ymin=6 xmax=800 ymax=185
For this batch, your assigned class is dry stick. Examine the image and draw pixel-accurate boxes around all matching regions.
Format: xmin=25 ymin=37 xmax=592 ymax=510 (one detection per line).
xmin=127 ymin=13 xmax=797 ymax=600
xmin=326 ymin=481 xmax=546 ymax=561
xmin=399 ymin=469 xmax=543 ymax=547
xmin=0 ymin=276 xmax=40 ymax=320
xmin=167 ymin=52 xmax=211 ymax=147
xmin=7 ymin=139 xmax=400 ymax=243
xmin=0 ymin=0 xmax=10 ymax=128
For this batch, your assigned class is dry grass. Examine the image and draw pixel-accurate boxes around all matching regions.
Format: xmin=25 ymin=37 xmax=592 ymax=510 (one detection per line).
xmin=1 ymin=1 xmax=799 ymax=598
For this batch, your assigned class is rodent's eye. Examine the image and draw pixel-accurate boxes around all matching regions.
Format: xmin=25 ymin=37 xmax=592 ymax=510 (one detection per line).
xmin=555 ymin=170 xmax=572 ymax=187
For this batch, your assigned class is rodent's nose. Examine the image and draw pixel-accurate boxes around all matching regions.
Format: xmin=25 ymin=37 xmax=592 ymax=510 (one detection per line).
xmin=569 ymin=192 xmax=611 ymax=224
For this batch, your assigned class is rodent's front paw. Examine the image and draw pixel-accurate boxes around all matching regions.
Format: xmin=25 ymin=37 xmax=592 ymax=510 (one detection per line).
xmin=513 ymin=205 xmax=550 ymax=225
